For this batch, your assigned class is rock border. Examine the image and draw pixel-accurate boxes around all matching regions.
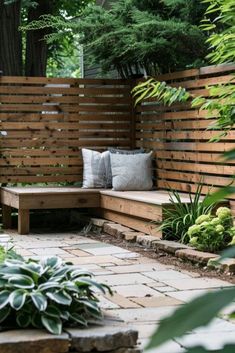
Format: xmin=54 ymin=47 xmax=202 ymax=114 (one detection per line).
xmin=0 ymin=317 xmax=139 ymax=353
xmin=90 ymin=218 xmax=235 ymax=274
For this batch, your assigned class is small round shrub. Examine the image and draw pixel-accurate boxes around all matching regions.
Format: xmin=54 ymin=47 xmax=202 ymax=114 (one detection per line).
xmin=188 ymin=207 xmax=234 ymax=252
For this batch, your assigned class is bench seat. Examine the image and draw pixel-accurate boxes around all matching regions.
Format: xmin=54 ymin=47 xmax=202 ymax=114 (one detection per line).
xmin=0 ymin=186 xmax=199 ymax=236
xmin=1 ymin=187 xmax=100 ymax=234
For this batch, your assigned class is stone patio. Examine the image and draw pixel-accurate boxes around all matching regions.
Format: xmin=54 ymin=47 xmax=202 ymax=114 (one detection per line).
xmin=1 ymin=231 xmax=235 ymax=353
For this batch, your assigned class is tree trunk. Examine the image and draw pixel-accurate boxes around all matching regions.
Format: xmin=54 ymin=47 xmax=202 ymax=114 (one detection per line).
xmin=25 ymin=0 xmax=53 ymax=76
xmin=0 ymin=0 xmax=22 ymax=76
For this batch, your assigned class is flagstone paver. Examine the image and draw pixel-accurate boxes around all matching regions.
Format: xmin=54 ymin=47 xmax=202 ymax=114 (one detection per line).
xmin=4 ymin=230 xmax=235 ymax=353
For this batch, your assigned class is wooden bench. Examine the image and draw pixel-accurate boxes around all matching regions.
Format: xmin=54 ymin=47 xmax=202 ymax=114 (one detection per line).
xmin=1 ymin=187 xmax=100 ymax=234
xmin=1 ymin=187 xmax=194 ymax=236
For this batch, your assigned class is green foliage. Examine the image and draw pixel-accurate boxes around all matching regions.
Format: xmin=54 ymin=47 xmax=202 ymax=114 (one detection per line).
xmin=24 ymin=0 xmax=207 ymax=77
xmin=132 ymin=78 xmax=190 ymax=106
xmin=0 ymin=256 xmax=111 ymax=334
xmin=0 ymin=246 xmax=22 ymax=264
xmin=187 ymin=207 xmax=234 ymax=252
xmin=160 ymin=184 xmax=215 ymax=243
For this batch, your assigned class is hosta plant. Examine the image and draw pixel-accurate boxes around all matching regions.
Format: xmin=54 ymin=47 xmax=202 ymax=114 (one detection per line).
xmin=188 ymin=207 xmax=235 ymax=252
xmin=0 ymin=256 xmax=111 ymax=334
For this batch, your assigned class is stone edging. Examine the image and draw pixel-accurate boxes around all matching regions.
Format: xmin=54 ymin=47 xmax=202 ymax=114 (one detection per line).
xmin=90 ymin=218 xmax=235 ymax=274
xmin=0 ymin=317 xmax=139 ymax=353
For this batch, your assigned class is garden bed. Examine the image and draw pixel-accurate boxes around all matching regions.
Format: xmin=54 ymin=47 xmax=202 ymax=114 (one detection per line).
xmin=88 ymin=218 xmax=235 ymax=278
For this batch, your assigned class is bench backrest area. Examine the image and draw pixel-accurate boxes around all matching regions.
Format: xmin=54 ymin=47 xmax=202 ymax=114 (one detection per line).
xmin=136 ymin=64 xmax=235 ymax=214
xmin=0 ymin=64 xmax=235 ymax=216
xmin=0 ymin=76 xmax=134 ymax=184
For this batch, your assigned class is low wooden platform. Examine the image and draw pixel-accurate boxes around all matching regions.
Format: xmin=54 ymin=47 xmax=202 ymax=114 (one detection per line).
xmin=1 ymin=187 xmax=100 ymax=234
xmin=0 ymin=187 xmax=198 ymax=236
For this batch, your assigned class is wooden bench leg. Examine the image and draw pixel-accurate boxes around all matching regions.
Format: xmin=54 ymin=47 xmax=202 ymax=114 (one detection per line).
xmin=18 ymin=209 xmax=30 ymax=235
xmin=2 ymin=205 xmax=12 ymax=229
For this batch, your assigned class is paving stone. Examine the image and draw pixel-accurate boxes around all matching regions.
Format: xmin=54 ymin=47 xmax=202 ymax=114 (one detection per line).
xmin=176 ymin=248 xmax=218 ymax=265
xmin=67 ymin=325 xmax=138 ymax=352
xmin=136 ymin=235 xmax=159 ymax=248
xmin=0 ymin=329 xmax=69 ymax=353
xmin=65 ymin=249 xmax=91 ymax=257
xmin=114 ymin=252 xmax=140 ymax=259
xmin=96 ymin=273 xmax=153 ymax=286
xmin=167 ymin=289 xmax=212 ymax=303
xmin=121 ymin=232 xmax=142 ymax=242
xmin=153 ymin=240 xmax=190 ymax=254
xmin=112 ymin=307 xmax=175 ymax=323
xmin=63 ymin=255 xmax=128 ymax=266
xmin=90 ymin=218 xmax=108 ymax=227
xmin=15 ymin=248 xmax=34 ymax=256
xmin=193 ymin=318 xmax=235 ymax=334
xmin=219 ymin=258 xmax=235 ymax=274
xmin=114 ymin=284 xmax=162 ymax=298
xmin=161 ymin=277 xmax=233 ymax=290
xmin=144 ymin=340 xmax=185 ymax=353
xmin=143 ymin=269 xmax=191 ymax=281
xmin=131 ymin=296 xmax=183 ymax=307
xmin=30 ymin=247 xmax=69 ymax=256
xmin=109 ymin=263 xmax=167 ymax=274
xmin=79 ymin=245 xmax=130 ymax=256
xmin=152 ymin=286 xmax=180 ymax=293
xmin=176 ymin=331 xmax=235 ymax=350
xmin=15 ymin=241 xmax=68 ymax=249
xmin=103 ymin=223 xmax=130 ymax=237
xmin=105 ymin=293 xmax=140 ymax=308
xmin=130 ymin=323 xmax=157 ymax=339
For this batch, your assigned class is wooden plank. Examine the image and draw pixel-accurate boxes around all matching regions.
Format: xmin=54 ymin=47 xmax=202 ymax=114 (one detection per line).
xmin=156 ymin=151 xmax=235 ymax=164
xmin=100 ymin=195 xmax=162 ymax=221
xmin=98 ymin=209 xmax=162 ymax=237
xmin=19 ymin=193 xmax=100 ymax=209
xmin=157 ymin=161 xmax=235 ymax=175
xmin=0 ymin=122 xmax=130 ymax=130
xmin=0 ymin=113 xmax=132 ymax=122
xmin=0 ymin=76 xmax=131 ymax=85
xmin=2 ymin=205 xmax=12 ymax=229
xmin=18 ymin=209 xmax=30 ymax=235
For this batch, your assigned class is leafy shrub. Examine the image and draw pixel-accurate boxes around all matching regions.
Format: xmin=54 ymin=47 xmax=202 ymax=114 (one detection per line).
xmin=188 ymin=207 xmax=235 ymax=252
xmin=160 ymin=184 xmax=215 ymax=243
xmin=0 ymin=256 xmax=111 ymax=334
xmin=0 ymin=246 xmax=22 ymax=263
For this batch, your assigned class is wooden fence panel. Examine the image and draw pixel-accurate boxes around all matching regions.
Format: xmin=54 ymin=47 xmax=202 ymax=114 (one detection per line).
xmin=0 ymin=77 xmax=133 ymax=184
xmin=135 ymin=63 xmax=235 ymax=210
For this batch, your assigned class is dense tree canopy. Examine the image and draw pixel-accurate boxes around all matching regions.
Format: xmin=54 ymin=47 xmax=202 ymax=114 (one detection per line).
xmin=0 ymin=0 xmax=93 ymax=76
xmin=82 ymin=0 xmax=207 ymax=76
xmin=27 ymin=0 xmax=208 ymax=77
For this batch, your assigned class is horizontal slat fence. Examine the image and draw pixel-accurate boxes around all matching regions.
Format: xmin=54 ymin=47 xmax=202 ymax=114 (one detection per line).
xmin=135 ymin=64 xmax=235 ymax=213
xmin=0 ymin=77 xmax=134 ymax=184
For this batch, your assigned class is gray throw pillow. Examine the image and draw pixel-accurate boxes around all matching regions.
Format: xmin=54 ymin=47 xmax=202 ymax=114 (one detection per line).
xmin=108 ymin=148 xmax=145 ymax=154
xmin=82 ymin=149 xmax=111 ymax=188
xmin=110 ymin=152 xmax=153 ymax=191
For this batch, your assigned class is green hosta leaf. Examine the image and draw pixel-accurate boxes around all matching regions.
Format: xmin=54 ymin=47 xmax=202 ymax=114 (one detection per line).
xmin=31 ymin=292 xmax=47 ymax=311
xmin=70 ymin=312 xmax=87 ymax=326
xmin=78 ymin=299 xmax=100 ymax=313
xmin=46 ymin=290 xmax=72 ymax=305
xmin=0 ymin=306 xmax=11 ymax=323
xmin=0 ymin=290 xmax=10 ymax=309
xmin=52 ymin=266 xmax=72 ymax=278
xmin=45 ymin=305 xmax=61 ymax=318
xmin=16 ymin=312 xmax=31 ymax=328
xmin=9 ymin=289 xmax=27 ymax=310
xmin=60 ymin=310 xmax=70 ymax=320
xmin=8 ymin=274 xmax=35 ymax=289
xmin=0 ymin=266 xmax=22 ymax=275
xmin=76 ymin=278 xmax=107 ymax=294
xmin=146 ymin=288 xmax=235 ymax=350
xmin=41 ymin=314 xmax=62 ymax=335
xmin=70 ymin=269 xmax=92 ymax=279
xmin=42 ymin=257 xmax=62 ymax=269
xmin=32 ymin=312 xmax=43 ymax=329
xmin=20 ymin=262 xmax=44 ymax=279
xmin=39 ymin=281 xmax=62 ymax=291
xmin=62 ymin=281 xmax=79 ymax=292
